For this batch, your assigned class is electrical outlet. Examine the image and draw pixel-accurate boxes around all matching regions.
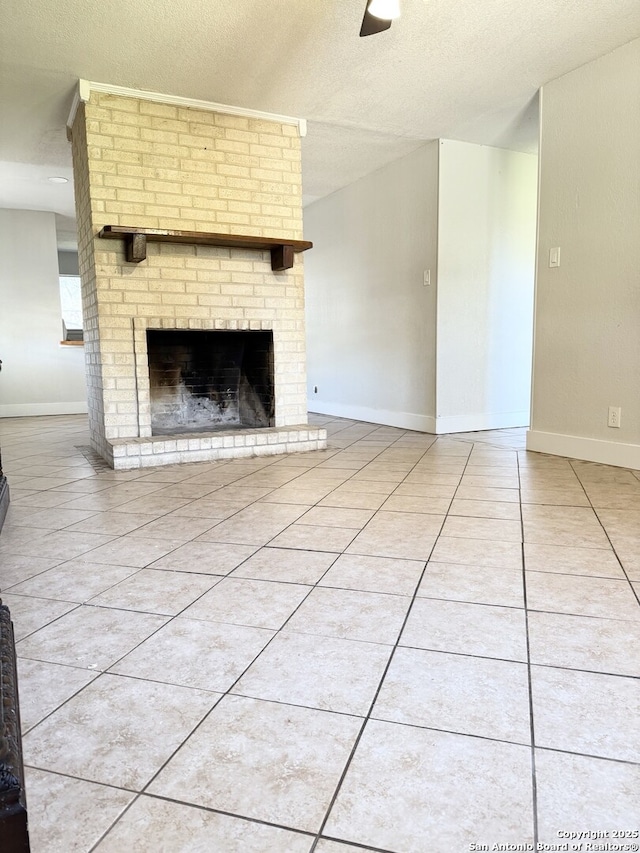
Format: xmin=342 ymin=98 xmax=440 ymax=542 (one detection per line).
xmin=608 ymin=406 xmax=622 ymax=428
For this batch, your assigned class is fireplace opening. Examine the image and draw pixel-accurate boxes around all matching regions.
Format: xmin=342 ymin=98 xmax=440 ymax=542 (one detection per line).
xmin=146 ymin=330 xmax=274 ymax=435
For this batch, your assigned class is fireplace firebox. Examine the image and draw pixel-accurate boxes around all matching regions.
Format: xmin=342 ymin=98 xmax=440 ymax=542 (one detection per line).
xmin=147 ymin=330 xmax=274 ymax=435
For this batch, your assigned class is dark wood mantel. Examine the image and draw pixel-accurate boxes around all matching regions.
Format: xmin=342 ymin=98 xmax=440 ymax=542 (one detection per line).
xmin=98 ymin=226 xmax=312 ymax=271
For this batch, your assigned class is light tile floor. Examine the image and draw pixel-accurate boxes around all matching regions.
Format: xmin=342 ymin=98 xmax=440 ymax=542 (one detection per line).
xmin=1 ymin=413 xmax=639 ymax=853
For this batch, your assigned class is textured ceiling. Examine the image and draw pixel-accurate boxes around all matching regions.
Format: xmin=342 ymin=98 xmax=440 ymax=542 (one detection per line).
xmin=1 ymin=0 xmax=639 ymax=237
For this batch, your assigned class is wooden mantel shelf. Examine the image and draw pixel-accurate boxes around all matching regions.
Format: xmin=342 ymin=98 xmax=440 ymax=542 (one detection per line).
xmin=98 ymin=225 xmax=312 ymax=271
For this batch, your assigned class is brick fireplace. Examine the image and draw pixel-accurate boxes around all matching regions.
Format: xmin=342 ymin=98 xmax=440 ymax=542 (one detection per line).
xmin=68 ymin=83 xmax=326 ymax=469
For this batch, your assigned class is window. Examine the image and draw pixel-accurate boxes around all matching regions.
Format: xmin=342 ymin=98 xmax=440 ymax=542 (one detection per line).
xmin=59 ymin=275 xmax=84 ymax=342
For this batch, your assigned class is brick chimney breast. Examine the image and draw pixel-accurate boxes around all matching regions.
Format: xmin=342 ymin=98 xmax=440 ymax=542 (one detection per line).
xmin=69 ymin=89 xmax=325 ymax=468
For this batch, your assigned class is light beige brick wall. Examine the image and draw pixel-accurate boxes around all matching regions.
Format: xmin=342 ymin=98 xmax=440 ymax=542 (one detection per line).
xmin=70 ymin=92 xmax=308 ymax=454
xmin=70 ymin=103 xmax=107 ymax=455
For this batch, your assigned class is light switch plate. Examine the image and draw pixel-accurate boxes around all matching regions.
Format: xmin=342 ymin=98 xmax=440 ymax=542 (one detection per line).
xmin=549 ymin=247 xmax=561 ymax=268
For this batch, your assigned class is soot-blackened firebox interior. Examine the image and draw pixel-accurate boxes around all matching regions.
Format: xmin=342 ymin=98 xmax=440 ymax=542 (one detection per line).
xmin=147 ymin=330 xmax=274 ymax=435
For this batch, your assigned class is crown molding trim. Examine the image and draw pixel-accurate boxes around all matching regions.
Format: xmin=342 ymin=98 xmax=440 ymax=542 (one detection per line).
xmin=66 ymin=79 xmax=307 ymax=137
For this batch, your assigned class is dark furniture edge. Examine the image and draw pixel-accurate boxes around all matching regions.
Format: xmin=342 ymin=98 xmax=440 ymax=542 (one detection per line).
xmin=0 ymin=599 xmax=30 ymax=852
xmin=0 ymin=476 xmax=8 ymax=535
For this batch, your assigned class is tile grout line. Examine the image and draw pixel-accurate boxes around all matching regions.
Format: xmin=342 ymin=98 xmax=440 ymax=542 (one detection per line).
xmin=517 ymin=447 xmax=540 ymax=848
xmin=569 ymin=459 xmax=640 ymax=610
xmin=308 ymin=432 xmax=474 ymax=852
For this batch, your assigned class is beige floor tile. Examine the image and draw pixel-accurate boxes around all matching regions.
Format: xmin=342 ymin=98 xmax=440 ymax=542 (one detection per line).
xmin=399 ymin=472 xmax=461 ymax=486
xmin=535 ymin=749 xmax=640 ymax=843
xmin=5 ymin=416 xmax=640 ymax=852
xmin=298 ymin=506 xmax=375 ymax=529
xmin=0 ymin=526 xmax=49 ymax=553
xmin=460 ymin=474 xmax=520 ymax=490
xmin=84 ymin=535 xmax=184 ymax=568
xmin=16 ymin=476 xmax=78 ymax=491
xmin=531 ymin=666 xmax=640 ymax=762
xmin=430 ymin=536 xmax=523 ymax=569
xmin=528 ymin=611 xmax=640 ymax=676
xmin=520 ymin=487 xmax=590 ymax=506
xmin=596 ymin=507 xmax=640 ymax=536
xmin=17 ymin=657 xmax=98 ymax=732
xmin=182 ymin=576 xmax=311 ymax=629
xmin=523 ymin=542 xmax=624 ymax=577
xmin=519 ymin=471 xmax=580 ymax=486
xmin=522 ymin=504 xmax=610 ymax=548
xmin=149 ymin=481 xmax=224 ymax=498
xmin=234 ymin=630 xmax=392 ymax=715
xmin=148 ymin=695 xmax=361 ymax=832
xmin=169 ymin=498 xmax=249 ymax=519
xmin=373 ymin=647 xmax=531 ymax=743
xmin=465 ymin=462 xmax=517 ymax=475
xmin=24 ymin=768 xmax=134 ymax=853
xmin=448 ymin=498 xmax=521 ymax=520
xmin=6 ymin=530 xmax=117 ymax=561
xmin=319 ymin=553 xmax=425 ymax=596
xmin=417 ymin=562 xmax=525 ymax=608
xmin=0 ymin=553 xmax=66 ymax=589
xmin=60 ymin=491 xmax=157 ymax=513
xmin=127 ymin=514 xmax=220 ymax=542
xmin=17 ymin=603 xmax=167 ymax=669
xmin=95 ymin=796 xmax=314 ymax=853
xmin=1 ymin=593 xmax=77 ymax=640
xmin=110 ymin=494 xmax=195 ymax=516
xmin=587 ymin=487 xmax=640 ymax=510
xmin=24 ymin=673 xmax=216 ymax=789
xmin=353 ymin=466 xmax=413 ymax=483
xmin=198 ymin=502 xmax=311 ymax=546
xmin=331 ymin=479 xmax=397 ymax=496
xmin=285 ymin=586 xmax=410 ymax=645
xmin=150 ymin=540 xmax=257 ymax=574
xmin=381 ymin=494 xmax=452 ymax=514
xmin=454 ymin=485 xmax=520 ymax=502
xmin=269 ymin=524 xmax=358 ymax=553
xmin=526 ymin=571 xmax=640 ymax=620
xmin=440 ymin=515 xmax=522 ymax=542
xmin=8 ymin=560 xmax=139 ymax=603
xmin=346 ymin=511 xmax=443 ymax=561
xmin=231 ymin=546 xmax=337 ymax=584
xmin=8 ymin=506 xmax=98 ymax=530
xmin=111 ymin=616 xmax=273 ymax=691
xmin=89 ymin=568 xmax=220 ymax=615
xmin=318 ymin=491 xmax=389 ymax=510
xmin=64 ymin=511 xmax=157 ymax=536
xmin=260 ymin=486 xmax=334 ymax=505
xmin=574 ymin=466 xmax=638 ymax=486
xmin=613 ymin=539 xmax=640 ymax=580
xmin=211 ymin=485 xmax=278 ymax=502
xmin=12 ymin=490 xmax=82 ymax=507
xmin=324 ymin=719 xmax=533 ymax=853
xmin=401 ymin=598 xmax=528 ymax=661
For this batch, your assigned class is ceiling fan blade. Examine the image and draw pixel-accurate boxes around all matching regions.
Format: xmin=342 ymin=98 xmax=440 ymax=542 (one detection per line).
xmin=359 ymin=2 xmax=393 ymax=37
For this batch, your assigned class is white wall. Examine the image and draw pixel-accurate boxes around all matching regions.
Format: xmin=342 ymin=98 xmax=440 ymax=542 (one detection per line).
xmin=304 ymin=143 xmax=439 ymax=431
xmin=0 ymin=209 xmax=87 ymax=417
xmin=436 ymin=140 xmax=538 ymax=433
xmin=528 ymin=38 xmax=640 ymax=468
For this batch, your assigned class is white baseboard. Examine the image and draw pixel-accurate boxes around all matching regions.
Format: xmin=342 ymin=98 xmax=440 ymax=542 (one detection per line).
xmin=527 ymin=429 xmax=640 ymax=471
xmin=308 ymin=400 xmax=436 ymax=433
xmin=433 ymin=410 xmax=530 ymax=434
xmin=308 ymin=401 xmax=531 ymax=435
xmin=0 ymin=402 xmax=88 ymax=418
